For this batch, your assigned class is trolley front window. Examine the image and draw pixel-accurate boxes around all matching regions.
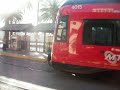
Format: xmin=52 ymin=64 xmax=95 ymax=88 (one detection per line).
xmin=83 ymin=20 xmax=120 ymax=46
xmin=56 ymin=16 xmax=68 ymax=42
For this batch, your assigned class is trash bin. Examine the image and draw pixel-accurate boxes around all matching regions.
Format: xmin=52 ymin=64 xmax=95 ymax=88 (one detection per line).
xmin=3 ymin=44 xmax=6 ymax=51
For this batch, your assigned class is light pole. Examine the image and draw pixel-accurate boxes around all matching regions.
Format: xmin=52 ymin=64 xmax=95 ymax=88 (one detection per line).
xmin=37 ymin=0 xmax=40 ymax=25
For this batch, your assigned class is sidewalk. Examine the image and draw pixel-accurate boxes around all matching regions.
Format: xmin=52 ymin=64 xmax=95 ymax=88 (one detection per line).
xmin=0 ymin=48 xmax=48 ymax=62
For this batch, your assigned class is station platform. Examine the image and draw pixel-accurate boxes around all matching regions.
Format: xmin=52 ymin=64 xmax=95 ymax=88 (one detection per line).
xmin=0 ymin=48 xmax=48 ymax=62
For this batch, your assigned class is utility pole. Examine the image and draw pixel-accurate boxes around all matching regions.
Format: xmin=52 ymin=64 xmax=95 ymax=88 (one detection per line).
xmin=37 ymin=0 xmax=39 ymax=25
xmin=36 ymin=0 xmax=39 ymax=52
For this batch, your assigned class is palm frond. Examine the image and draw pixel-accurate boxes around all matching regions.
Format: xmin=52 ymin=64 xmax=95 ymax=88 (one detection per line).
xmin=38 ymin=0 xmax=61 ymax=23
xmin=26 ymin=1 xmax=32 ymax=10
xmin=1 ymin=11 xmax=23 ymax=24
xmin=39 ymin=12 xmax=52 ymax=22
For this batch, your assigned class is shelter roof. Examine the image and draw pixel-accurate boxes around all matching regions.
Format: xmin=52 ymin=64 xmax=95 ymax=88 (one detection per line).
xmin=1 ymin=23 xmax=55 ymax=33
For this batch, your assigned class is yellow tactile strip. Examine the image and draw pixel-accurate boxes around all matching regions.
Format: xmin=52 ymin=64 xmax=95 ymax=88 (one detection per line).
xmin=0 ymin=52 xmax=47 ymax=62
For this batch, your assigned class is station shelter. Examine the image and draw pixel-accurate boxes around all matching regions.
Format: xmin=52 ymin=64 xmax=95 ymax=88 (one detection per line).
xmin=1 ymin=23 xmax=54 ymax=52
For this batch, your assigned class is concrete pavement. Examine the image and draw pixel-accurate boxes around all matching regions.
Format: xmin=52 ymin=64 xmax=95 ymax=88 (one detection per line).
xmin=0 ymin=49 xmax=120 ymax=90
xmin=0 ymin=56 xmax=119 ymax=90
xmin=0 ymin=49 xmax=48 ymax=62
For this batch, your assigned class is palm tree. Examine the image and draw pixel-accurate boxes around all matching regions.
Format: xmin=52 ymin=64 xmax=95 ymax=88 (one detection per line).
xmin=38 ymin=0 xmax=62 ymax=52
xmin=23 ymin=1 xmax=32 ymax=13
xmin=1 ymin=11 xmax=23 ymax=48
xmin=2 ymin=11 xmax=23 ymax=25
xmin=1 ymin=1 xmax=32 ymax=25
xmin=38 ymin=0 xmax=61 ymax=23
xmin=1 ymin=1 xmax=32 ymax=49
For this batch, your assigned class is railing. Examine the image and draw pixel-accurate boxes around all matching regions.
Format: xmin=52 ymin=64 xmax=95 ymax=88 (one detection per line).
xmin=0 ymin=40 xmax=52 ymax=53
xmin=30 ymin=41 xmax=52 ymax=52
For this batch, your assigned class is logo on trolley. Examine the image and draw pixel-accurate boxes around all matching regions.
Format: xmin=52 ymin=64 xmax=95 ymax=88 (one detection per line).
xmin=104 ymin=51 xmax=120 ymax=64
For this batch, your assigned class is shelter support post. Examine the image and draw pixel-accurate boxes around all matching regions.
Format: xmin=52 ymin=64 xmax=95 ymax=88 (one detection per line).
xmin=43 ymin=32 xmax=46 ymax=52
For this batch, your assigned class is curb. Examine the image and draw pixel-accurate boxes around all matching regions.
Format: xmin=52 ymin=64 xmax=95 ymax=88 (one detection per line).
xmin=0 ymin=52 xmax=47 ymax=62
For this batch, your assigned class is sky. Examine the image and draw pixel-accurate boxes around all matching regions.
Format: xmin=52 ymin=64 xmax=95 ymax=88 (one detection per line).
xmin=0 ymin=0 xmax=37 ymax=27
xmin=0 ymin=0 xmax=65 ymax=28
xmin=0 ymin=0 xmax=29 ymax=15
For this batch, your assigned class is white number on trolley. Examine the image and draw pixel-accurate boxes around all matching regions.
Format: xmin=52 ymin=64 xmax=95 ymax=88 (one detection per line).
xmin=72 ymin=5 xmax=82 ymax=10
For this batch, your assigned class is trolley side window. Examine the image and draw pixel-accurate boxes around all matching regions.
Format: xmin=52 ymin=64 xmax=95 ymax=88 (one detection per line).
xmin=116 ymin=21 xmax=120 ymax=46
xmin=56 ymin=16 xmax=68 ymax=42
xmin=83 ymin=20 xmax=114 ymax=46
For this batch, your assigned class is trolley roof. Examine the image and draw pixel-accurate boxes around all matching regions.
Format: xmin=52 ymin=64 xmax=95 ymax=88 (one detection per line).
xmin=63 ymin=0 xmax=120 ymax=6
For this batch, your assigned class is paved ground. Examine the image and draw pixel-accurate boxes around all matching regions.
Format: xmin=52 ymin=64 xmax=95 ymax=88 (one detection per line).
xmin=0 ymin=49 xmax=48 ymax=62
xmin=0 ymin=56 xmax=119 ymax=90
xmin=0 ymin=49 xmax=47 ymax=58
xmin=0 ymin=82 xmax=25 ymax=90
